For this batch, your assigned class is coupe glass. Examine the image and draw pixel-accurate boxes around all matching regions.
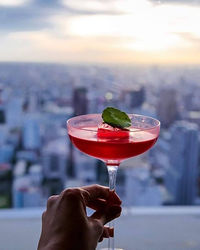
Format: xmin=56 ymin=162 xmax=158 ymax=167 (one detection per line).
xmin=67 ymin=113 xmax=160 ymax=250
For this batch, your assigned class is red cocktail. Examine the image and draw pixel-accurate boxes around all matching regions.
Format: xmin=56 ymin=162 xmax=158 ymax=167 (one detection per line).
xmin=69 ymin=125 xmax=158 ymax=164
xmin=67 ymin=113 xmax=160 ymax=250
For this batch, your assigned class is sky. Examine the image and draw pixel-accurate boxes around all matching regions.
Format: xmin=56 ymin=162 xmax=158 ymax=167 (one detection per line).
xmin=1 ymin=0 xmax=200 ymax=64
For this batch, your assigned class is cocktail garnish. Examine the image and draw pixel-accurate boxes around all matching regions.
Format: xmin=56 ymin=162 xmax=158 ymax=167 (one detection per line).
xmin=102 ymin=107 xmax=131 ymax=129
xmin=97 ymin=123 xmax=129 ymax=139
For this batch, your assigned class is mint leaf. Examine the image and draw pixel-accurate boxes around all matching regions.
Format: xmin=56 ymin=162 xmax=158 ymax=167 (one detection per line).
xmin=102 ymin=107 xmax=131 ymax=128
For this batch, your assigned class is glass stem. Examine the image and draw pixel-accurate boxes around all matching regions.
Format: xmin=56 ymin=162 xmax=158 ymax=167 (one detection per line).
xmin=107 ymin=164 xmax=118 ymax=250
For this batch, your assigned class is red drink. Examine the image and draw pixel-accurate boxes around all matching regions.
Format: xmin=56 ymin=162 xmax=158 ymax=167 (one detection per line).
xmin=69 ymin=126 xmax=158 ymax=164
xmin=67 ymin=113 xmax=160 ymax=250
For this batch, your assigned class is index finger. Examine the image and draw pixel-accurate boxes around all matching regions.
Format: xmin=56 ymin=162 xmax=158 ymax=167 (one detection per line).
xmin=108 ymin=190 xmax=122 ymax=205
xmin=81 ymin=184 xmax=110 ymax=201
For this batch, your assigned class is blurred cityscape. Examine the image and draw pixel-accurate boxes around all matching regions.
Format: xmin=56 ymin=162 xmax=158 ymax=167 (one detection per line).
xmin=0 ymin=62 xmax=200 ymax=209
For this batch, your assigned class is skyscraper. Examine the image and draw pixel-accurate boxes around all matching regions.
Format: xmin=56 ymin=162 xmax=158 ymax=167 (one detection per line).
xmin=0 ymin=85 xmax=6 ymax=133
xmin=73 ymin=87 xmax=88 ymax=116
xmin=121 ymin=86 xmax=145 ymax=110
xmin=6 ymin=97 xmax=24 ymax=128
xmin=42 ymin=139 xmax=68 ymax=183
xmin=157 ymin=88 xmax=179 ymax=128
xmin=42 ymin=138 xmax=68 ymax=196
xmin=22 ymin=117 xmax=41 ymax=150
xmin=0 ymin=109 xmax=6 ymax=124
xmin=165 ymin=121 xmax=199 ymax=205
xmin=69 ymin=87 xmax=88 ymax=178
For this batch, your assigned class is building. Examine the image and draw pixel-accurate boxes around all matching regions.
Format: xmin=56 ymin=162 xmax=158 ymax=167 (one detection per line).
xmin=0 ymin=144 xmax=14 ymax=164
xmin=0 ymin=163 xmax=12 ymax=208
xmin=22 ymin=116 xmax=41 ymax=150
xmin=165 ymin=121 xmax=199 ymax=205
xmin=73 ymin=87 xmax=88 ymax=116
xmin=121 ymin=86 xmax=145 ymax=111
xmin=0 ymin=108 xmax=6 ymax=124
xmin=6 ymin=97 xmax=24 ymax=128
xmin=117 ymin=157 xmax=163 ymax=206
xmin=73 ymin=148 xmax=97 ymax=184
xmin=157 ymin=88 xmax=179 ymax=128
xmin=42 ymin=138 xmax=68 ymax=196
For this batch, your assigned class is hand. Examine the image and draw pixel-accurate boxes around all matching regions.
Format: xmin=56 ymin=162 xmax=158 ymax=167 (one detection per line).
xmin=37 ymin=184 xmax=122 ymax=250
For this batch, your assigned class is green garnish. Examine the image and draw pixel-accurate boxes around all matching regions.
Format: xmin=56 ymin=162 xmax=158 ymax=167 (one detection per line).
xmin=102 ymin=107 xmax=131 ymax=129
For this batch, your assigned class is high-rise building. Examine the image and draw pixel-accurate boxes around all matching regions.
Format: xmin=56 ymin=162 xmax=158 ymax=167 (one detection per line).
xmin=73 ymin=87 xmax=88 ymax=116
xmin=43 ymin=150 xmax=67 ymax=184
xmin=6 ymin=97 xmax=24 ymax=128
xmin=116 ymin=166 xmax=163 ymax=206
xmin=42 ymin=151 xmax=67 ymax=197
xmin=0 ymin=86 xmax=6 ymax=125
xmin=0 ymin=109 xmax=6 ymax=124
xmin=42 ymin=138 xmax=68 ymax=196
xmin=0 ymin=89 xmax=8 ymax=146
xmin=0 ymin=163 xmax=12 ymax=208
xmin=0 ymin=126 xmax=8 ymax=146
xmin=22 ymin=117 xmax=41 ymax=150
xmin=70 ymin=87 xmax=88 ymax=179
xmin=73 ymin=149 xmax=97 ymax=184
xmin=157 ymin=88 xmax=179 ymax=128
xmin=0 ymin=144 xmax=14 ymax=163
xmin=165 ymin=121 xmax=199 ymax=205
xmin=121 ymin=86 xmax=145 ymax=110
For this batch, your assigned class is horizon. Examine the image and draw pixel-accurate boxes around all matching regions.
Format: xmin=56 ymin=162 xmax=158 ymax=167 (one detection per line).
xmin=0 ymin=61 xmax=200 ymax=67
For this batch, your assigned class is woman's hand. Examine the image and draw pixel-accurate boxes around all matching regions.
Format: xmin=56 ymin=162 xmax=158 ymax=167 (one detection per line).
xmin=37 ymin=184 xmax=122 ymax=250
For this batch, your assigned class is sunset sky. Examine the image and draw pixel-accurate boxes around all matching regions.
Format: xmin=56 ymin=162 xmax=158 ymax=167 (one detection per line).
xmin=1 ymin=0 xmax=200 ymax=64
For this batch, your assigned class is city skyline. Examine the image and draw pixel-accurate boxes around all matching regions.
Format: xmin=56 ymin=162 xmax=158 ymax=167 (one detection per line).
xmin=1 ymin=0 xmax=200 ymax=64
xmin=0 ymin=62 xmax=200 ymax=208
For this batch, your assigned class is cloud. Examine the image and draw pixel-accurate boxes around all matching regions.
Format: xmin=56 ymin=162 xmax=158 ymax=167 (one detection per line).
xmin=150 ymin=0 xmax=200 ymax=5
xmin=175 ymin=32 xmax=200 ymax=46
xmin=62 ymin=0 xmax=122 ymax=13
xmin=0 ymin=30 xmax=129 ymax=63
xmin=62 ymin=0 xmax=151 ymax=15
xmin=0 ymin=0 xmax=122 ymax=33
xmin=0 ymin=0 xmax=29 ymax=6
xmin=0 ymin=0 xmax=67 ymax=32
xmin=2 ymin=30 xmax=200 ymax=64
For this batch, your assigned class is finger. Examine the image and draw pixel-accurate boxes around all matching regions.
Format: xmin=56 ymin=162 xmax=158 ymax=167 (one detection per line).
xmin=98 ymin=227 xmax=113 ymax=242
xmin=58 ymin=188 xmax=90 ymax=223
xmin=102 ymin=226 xmax=111 ymax=238
xmin=59 ymin=187 xmax=107 ymax=215
xmin=108 ymin=191 xmax=122 ymax=206
xmin=87 ymin=198 xmax=107 ymax=210
xmin=98 ymin=227 xmax=109 ymax=242
xmin=98 ymin=228 xmax=109 ymax=242
xmin=98 ymin=236 xmax=104 ymax=242
xmin=106 ymin=205 xmax=122 ymax=223
xmin=81 ymin=185 xmax=110 ymax=201
xmin=105 ymin=227 xmax=114 ymax=237
xmin=90 ymin=210 xmax=105 ymax=224
xmin=60 ymin=188 xmax=87 ymax=213
xmin=109 ymin=227 xmax=114 ymax=237
xmin=47 ymin=195 xmax=59 ymax=209
xmin=90 ymin=205 xmax=121 ymax=225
